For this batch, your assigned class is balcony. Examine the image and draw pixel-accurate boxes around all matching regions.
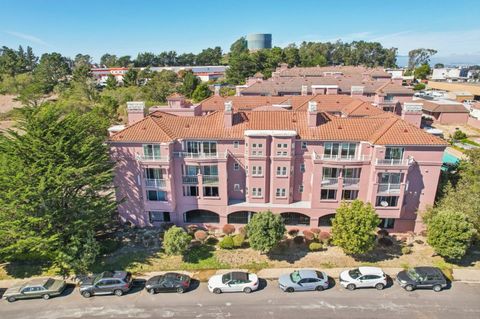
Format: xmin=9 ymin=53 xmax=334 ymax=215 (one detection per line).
xmin=375 ymin=158 xmax=412 ymax=166
xmin=202 ymin=175 xmax=219 ymax=185
xmin=313 ymin=152 xmax=371 ymax=163
xmin=175 ymin=152 xmax=219 ymax=159
xmin=377 ymin=183 xmax=401 ymax=194
xmin=321 ymin=177 xmax=338 ymax=188
xmin=145 ymin=179 xmax=166 ymax=188
xmin=343 ymin=177 xmax=360 ymax=188
xmin=182 ymin=176 xmax=198 ymax=184
xmin=136 ymin=154 xmax=169 ymax=162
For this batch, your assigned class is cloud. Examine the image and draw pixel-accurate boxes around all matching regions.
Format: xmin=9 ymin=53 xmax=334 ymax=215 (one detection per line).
xmin=4 ymin=30 xmax=49 ymax=46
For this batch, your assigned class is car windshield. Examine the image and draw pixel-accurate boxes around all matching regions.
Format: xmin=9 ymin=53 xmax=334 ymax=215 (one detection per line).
xmin=407 ymin=269 xmax=422 ymax=281
xmin=290 ymin=271 xmax=302 ymax=283
xmin=221 ymin=273 xmax=231 ymax=284
xmin=348 ymin=269 xmax=362 ymax=279
xmin=43 ymin=279 xmax=55 ymax=289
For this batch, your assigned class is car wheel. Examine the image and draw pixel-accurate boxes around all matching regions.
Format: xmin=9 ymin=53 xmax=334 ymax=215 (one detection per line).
xmin=213 ymin=288 xmax=222 ymax=294
xmin=243 ymin=287 xmax=252 ymax=294
xmin=148 ymin=288 xmax=156 ymax=295
xmin=114 ymin=289 xmax=123 ymax=296
xmin=375 ymin=283 xmax=385 ymax=290
xmin=405 ymin=284 xmax=414 ymax=292
xmin=286 ymin=287 xmax=294 ymax=293
xmin=81 ymin=291 xmax=92 ymax=298
xmin=42 ymin=294 xmax=50 ymax=300
xmin=7 ymin=296 xmax=16 ymax=303
xmin=315 ymin=285 xmax=324 ymax=291
xmin=176 ymin=287 xmax=185 ymax=294
xmin=433 ymin=285 xmax=442 ymax=292
xmin=347 ymin=284 xmax=356 ymax=291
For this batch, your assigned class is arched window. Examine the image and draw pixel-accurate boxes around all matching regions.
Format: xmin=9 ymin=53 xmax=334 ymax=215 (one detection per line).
xmin=227 ymin=211 xmax=256 ymax=224
xmin=318 ymin=214 xmax=336 ymax=227
xmin=281 ymin=212 xmax=310 ymax=226
xmin=184 ymin=210 xmax=219 ymax=223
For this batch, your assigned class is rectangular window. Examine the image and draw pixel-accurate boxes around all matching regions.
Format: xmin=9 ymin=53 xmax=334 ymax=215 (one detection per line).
xmin=379 ymin=172 xmax=402 ymax=184
xmin=342 ymin=190 xmax=358 ymax=200
xmin=300 ymin=164 xmax=306 ymax=172
xmin=234 ymin=184 xmax=240 ymax=191
xmin=322 ymin=167 xmax=340 ymax=178
xmin=148 ymin=211 xmax=171 ymax=223
xmin=276 ymin=188 xmax=286 ymax=197
xmin=233 ymin=141 xmax=239 ymax=148
xmin=276 ymin=151 xmax=288 ymax=156
xmin=203 ymin=186 xmax=219 ymax=197
xmin=185 ymin=141 xmax=217 ymax=156
xmin=321 ymin=189 xmax=337 ymax=200
xmin=379 ymin=218 xmax=395 ymax=229
xmin=146 ymin=190 xmax=166 ymax=201
xmin=276 ymin=166 xmax=287 ymax=176
xmin=184 ymin=165 xmax=199 ymax=176
xmin=143 ymin=144 xmax=161 ymax=160
xmin=252 ymin=166 xmax=263 ymax=176
xmin=343 ymin=168 xmax=360 ymax=178
xmin=385 ymin=147 xmax=404 ymax=160
xmin=145 ymin=168 xmax=163 ymax=180
xmin=234 ymin=163 xmax=240 ymax=171
xmin=299 ymin=185 xmax=304 ymax=193
xmin=376 ymin=196 xmax=399 ymax=207
xmin=252 ymin=187 xmax=262 ymax=197
xmin=323 ymin=142 xmax=356 ymax=159
xmin=301 ymin=142 xmax=307 ymax=149
xmin=202 ymin=165 xmax=218 ymax=176
xmin=183 ymin=186 xmax=199 ymax=196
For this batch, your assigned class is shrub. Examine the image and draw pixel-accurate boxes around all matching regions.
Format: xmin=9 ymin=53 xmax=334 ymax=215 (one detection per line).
xmin=246 ymin=211 xmax=286 ymax=253
xmin=287 ymin=228 xmax=299 ymax=237
xmin=186 ymin=224 xmax=198 ymax=235
xmin=319 ymin=232 xmax=331 ymax=244
xmin=413 ymin=83 xmax=426 ymax=91
xmin=219 ymin=235 xmax=234 ymax=249
xmin=452 ymin=129 xmax=467 ymax=141
xmin=309 ymin=242 xmax=323 ymax=251
xmin=293 ymin=235 xmax=304 ymax=245
xmin=401 ymin=246 xmax=412 ymax=255
xmin=205 ymin=236 xmax=219 ymax=246
xmin=238 ymin=226 xmax=247 ymax=236
xmin=303 ymin=230 xmax=314 ymax=241
xmin=332 ymin=200 xmax=380 ymax=255
xmin=194 ymin=230 xmax=208 ymax=242
xmin=378 ymin=237 xmax=393 ymax=247
xmin=427 ymin=210 xmax=475 ymax=260
xmin=377 ymin=229 xmax=389 ymax=238
xmin=222 ymin=224 xmax=236 ymax=235
xmin=310 ymin=228 xmax=321 ymax=235
xmin=233 ymin=234 xmax=245 ymax=248
xmin=163 ymin=226 xmax=191 ymax=255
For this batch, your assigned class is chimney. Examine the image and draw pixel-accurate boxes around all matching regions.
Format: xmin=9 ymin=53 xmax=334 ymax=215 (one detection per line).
xmin=224 ymin=101 xmax=233 ymax=128
xmin=307 ymin=100 xmax=318 ymax=127
xmin=127 ymin=101 xmax=145 ymax=125
xmin=214 ymin=85 xmax=221 ymax=96
xmin=402 ymin=102 xmax=423 ymax=128
xmin=301 ymin=85 xmax=308 ymax=96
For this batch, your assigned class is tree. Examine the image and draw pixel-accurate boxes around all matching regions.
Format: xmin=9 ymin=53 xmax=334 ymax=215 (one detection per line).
xmin=0 ymin=103 xmax=116 ymax=274
xmin=246 ymin=211 xmax=286 ymax=253
xmin=408 ymin=48 xmax=437 ymax=70
xmin=117 ymin=55 xmax=132 ymax=67
xmin=226 ymin=52 xmax=256 ymax=84
xmin=123 ymin=67 xmax=138 ymax=87
xmin=414 ymin=63 xmax=431 ymax=80
xmin=33 ymin=52 xmax=71 ymax=92
xmin=134 ymin=52 xmax=158 ymax=67
xmin=332 ymin=200 xmax=380 ymax=255
xmin=427 ymin=210 xmax=475 ymax=260
xmin=192 ymin=82 xmax=211 ymax=102
xmin=283 ymin=44 xmax=300 ymax=67
xmin=100 ymin=53 xmax=118 ymax=67
xmin=180 ymin=70 xmax=200 ymax=98
xmin=434 ymin=63 xmax=445 ymax=69
xmin=163 ymin=226 xmax=191 ymax=255
xmin=230 ymin=37 xmax=248 ymax=55
xmin=196 ymin=47 xmax=222 ymax=65
xmin=142 ymin=70 xmax=178 ymax=102
xmin=105 ymin=74 xmax=117 ymax=89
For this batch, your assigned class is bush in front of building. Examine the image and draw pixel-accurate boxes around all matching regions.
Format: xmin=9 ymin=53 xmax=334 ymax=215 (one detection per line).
xmin=246 ymin=211 xmax=286 ymax=253
xmin=287 ymin=228 xmax=299 ymax=237
xmin=163 ymin=226 xmax=192 ymax=255
xmin=401 ymin=246 xmax=412 ymax=255
xmin=194 ymin=230 xmax=208 ymax=243
xmin=332 ymin=200 xmax=380 ymax=255
xmin=222 ymin=224 xmax=236 ymax=235
xmin=303 ymin=230 xmax=314 ymax=241
xmin=232 ymin=234 xmax=245 ymax=248
xmin=293 ymin=235 xmax=305 ymax=245
xmin=308 ymin=242 xmax=324 ymax=252
xmin=219 ymin=235 xmax=235 ymax=249
xmin=427 ymin=209 xmax=476 ymax=260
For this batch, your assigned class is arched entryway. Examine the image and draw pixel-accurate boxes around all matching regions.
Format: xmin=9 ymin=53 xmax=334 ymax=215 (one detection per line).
xmin=184 ymin=209 xmax=219 ymax=223
xmin=281 ymin=212 xmax=311 ymax=226
xmin=227 ymin=211 xmax=256 ymax=224
xmin=318 ymin=214 xmax=336 ymax=227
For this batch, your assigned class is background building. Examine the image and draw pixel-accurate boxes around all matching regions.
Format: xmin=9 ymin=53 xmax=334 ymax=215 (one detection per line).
xmin=247 ymin=33 xmax=272 ymax=50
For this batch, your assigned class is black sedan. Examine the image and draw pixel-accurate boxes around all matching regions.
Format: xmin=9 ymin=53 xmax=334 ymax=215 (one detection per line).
xmin=145 ymin=273 xmax=191 ymax=294
xmin=397 ymin=267 xmax=447 ymax=292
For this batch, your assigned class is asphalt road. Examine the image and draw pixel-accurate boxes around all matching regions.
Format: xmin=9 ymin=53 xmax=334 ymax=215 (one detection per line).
xmin=0 ymin=279 xmax=479 ymax=319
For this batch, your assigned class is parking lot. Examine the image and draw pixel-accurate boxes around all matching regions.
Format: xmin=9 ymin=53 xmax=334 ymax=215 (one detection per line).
xmin=1 ymin=279 xmax=479 ymax=319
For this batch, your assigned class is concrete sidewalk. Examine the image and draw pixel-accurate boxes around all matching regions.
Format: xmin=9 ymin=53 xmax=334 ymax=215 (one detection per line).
xmin=1 ymin=267 xmax=480 ymax=287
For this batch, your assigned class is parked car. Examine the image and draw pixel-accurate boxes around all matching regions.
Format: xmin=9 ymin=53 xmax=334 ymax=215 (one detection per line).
xmin=208 ymin=271 xmax=259 ymax=294
xmin=397 ymin=267 xmax=447 ymax=292
xmin=79 ymin=271 xmax=133 ymax=298
xmin=339 ymin=267 xmax=387 ymax=290
xmin=145 ymin=273 xmax=191 ymax=294
xmin=278 ymin=269 xmax=329 ymax=292
xmin=3 ymin=278 xmax=66 ymax=302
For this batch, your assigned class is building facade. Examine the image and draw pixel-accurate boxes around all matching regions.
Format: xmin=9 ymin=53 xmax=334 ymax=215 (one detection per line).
xmin=109 ymin=97 xmax=446 ymax=233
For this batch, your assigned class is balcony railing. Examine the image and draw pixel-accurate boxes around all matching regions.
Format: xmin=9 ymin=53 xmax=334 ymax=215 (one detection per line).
xmin=375 ymin=158 xmax=411 ymax=166
xmin=343 ymin=178 xmax=360 ymax=187
xmin=202 ymin=175 xmax=219 ymax=185
xmin=137 ymin=155 xmax=169 ymax=161
xmin=314 ymin=153 xmax=371 ymax=162
xmin=182 ymin=176 xmax=198 ymax=184
xmin=321 ymin=177 xmax=339 ymax=187
xmin=145 ymin=179 xmax=166 ymax=188
xmin=175 ymin=152 xmax=219 ymax=159
xmin=377 ymin=183 xmax=401 ymax=194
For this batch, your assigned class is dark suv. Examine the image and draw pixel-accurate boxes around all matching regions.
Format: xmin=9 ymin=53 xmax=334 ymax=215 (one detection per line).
xmin=79 ymin=271 xmax=133 ymax=298
xmin=397 ymin=267 xmax=447 ymax=292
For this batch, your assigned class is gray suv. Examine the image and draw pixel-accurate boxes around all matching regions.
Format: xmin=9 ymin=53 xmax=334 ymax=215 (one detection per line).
xmin=79 ymin=271 xmax=132 ymax=298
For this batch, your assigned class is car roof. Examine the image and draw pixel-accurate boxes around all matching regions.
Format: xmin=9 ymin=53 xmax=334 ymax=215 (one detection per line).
xmin=297 ymin=269 xmax=318 ymax=279
xmin=228 ymin=272 xmax=249 ymax=281
xmin=101 ymin=271 xmax=128 ymax=279
xmin=358 ymin=267 xmax=384 ymax=275
xmin=414 ymin=267 xmax=442 ymax=275
xmin=26 ymin=278 xmax=52 ymax=286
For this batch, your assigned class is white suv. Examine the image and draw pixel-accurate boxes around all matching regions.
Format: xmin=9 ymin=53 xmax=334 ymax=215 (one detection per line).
xmin=339 ymin=267 xmax=387 ymax=290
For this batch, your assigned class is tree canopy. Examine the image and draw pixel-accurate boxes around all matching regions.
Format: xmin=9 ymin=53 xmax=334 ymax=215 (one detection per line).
xmin=246 ymin=211 xmax=286 ymax=253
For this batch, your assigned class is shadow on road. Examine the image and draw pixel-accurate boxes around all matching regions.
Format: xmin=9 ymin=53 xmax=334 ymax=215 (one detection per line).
xmin=60 ymin=284 xmax=77 ymax=298
xmin=256 ymin=278 xmax=268 ymax=292
xmin=327 ymin=276 xmax=336 ymax=289
xmin=0 ymin=288 xmax=6 ymax=298
xmin=188 ymin=279 xmax=200 ymax=292
xmin=129 ymin=279 xmax=146 ymax=295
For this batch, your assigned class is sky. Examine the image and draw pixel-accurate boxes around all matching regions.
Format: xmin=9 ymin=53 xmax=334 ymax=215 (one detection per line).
xmin=1 ymin=0 xmax=480 ymax=66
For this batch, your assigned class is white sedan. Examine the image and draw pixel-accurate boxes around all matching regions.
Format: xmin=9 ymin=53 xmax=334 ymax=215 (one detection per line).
xmin=208 ymin=272 xmax=259 ymax=294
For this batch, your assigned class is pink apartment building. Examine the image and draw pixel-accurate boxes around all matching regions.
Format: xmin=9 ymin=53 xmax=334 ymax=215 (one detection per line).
xmin=109 ymin=95 xmax=446 ymax=233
